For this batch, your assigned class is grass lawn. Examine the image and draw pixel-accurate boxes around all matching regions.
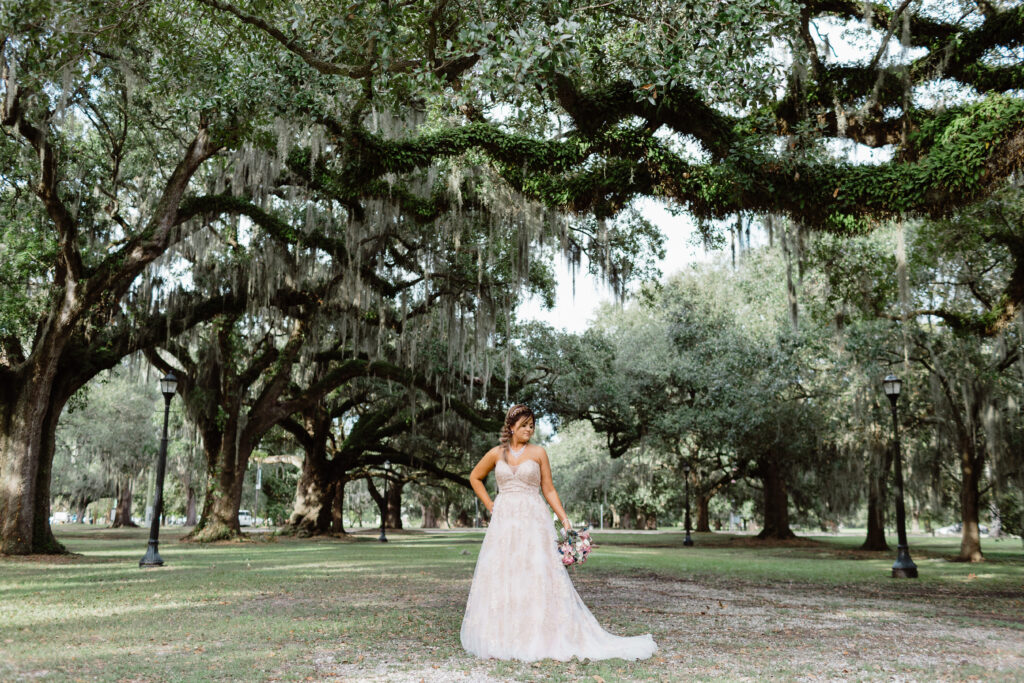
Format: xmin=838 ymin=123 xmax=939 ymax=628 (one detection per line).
xmin=1 ymin=527 xmax=1022 ymax=682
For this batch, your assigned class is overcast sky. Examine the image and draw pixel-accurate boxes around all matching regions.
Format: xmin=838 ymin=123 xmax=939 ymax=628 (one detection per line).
xmin=518 ymin=198 xmax=724 ymax=333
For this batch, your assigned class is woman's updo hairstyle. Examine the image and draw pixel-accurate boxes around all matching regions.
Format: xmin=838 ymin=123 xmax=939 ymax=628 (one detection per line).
xmin=500 ymin=404 xmax=536 ymax=451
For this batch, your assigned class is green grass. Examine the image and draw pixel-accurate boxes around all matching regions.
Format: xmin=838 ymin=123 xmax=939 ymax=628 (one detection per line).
xmin=1 ymin=527 xmax=1022 ymax=681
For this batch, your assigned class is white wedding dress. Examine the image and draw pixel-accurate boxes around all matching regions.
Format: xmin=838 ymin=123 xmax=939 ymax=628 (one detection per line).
xmin=460 ymin=457 xmax=658 ymax=662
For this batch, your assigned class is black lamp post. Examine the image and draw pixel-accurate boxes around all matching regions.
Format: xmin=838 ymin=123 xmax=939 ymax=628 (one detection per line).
xmin=140 ymin=372 xmax=177 ymax=568
xmin=378 ymin=460 xmax=390 ymax=543
xmin=683 ymin=463 xmax=694 ymax=547
xmin=883 ymin=374 xmax=918 ymax=579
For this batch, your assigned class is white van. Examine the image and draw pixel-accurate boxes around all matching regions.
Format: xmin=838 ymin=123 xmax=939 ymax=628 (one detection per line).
xmin=238 ymin=510 xmax=253 ymax=527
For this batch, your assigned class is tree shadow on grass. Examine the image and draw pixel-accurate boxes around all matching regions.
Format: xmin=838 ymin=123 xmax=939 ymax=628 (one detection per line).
xmin=0 ymin=550 xmax=133 ymax=565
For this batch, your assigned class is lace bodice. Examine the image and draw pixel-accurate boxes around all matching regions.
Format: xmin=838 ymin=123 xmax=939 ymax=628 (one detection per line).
xmin=495 ymin=458 xmax=541 ymax=494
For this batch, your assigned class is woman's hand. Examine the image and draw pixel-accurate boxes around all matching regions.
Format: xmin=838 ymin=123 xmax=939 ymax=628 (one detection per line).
xmin=561 ymin=518 xmax=573 ymax=532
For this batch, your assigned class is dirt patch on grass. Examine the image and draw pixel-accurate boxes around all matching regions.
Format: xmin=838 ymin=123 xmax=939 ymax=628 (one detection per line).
xmin=316 ymin=569 xmax=1024 ymax=682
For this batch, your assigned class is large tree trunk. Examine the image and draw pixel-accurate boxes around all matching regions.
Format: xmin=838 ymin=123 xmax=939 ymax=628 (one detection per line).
xmin=958 ymin=435 xmax=985 ymax=562
xmin=0 ymin=358 xmax=72 ymax=554
xmin=185 ymin=421 xmax=250 ymax=542
xmin=386 ymin=480 xmax=404 ymax=530
xmin=278 ymin=402 xmax=348 ymax=536
xmin=421 ymin=503 xmax=439 ymax=528
xmin=31 ymin=386 xmax=68 ymax=550
xmin=287 ymin=446 xmax=336 ymax=536
xmin=860 ymin=442 xmax=891 ymax=551
xmin=757 ymin=455 xmax=796 ymax=540
xmin=696 ymin=493 xmax=711 ymax=533
xmin=111 ymin=475 xmax=136 ymax=527
xmin=861 ymin=484 xmax=889 ymax=550
xmin=189 ymin=469 xmax=245 ymax=541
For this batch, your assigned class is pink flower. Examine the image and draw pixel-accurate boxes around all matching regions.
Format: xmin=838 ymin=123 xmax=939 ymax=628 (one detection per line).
xmin=555 ymin=524 xmax=594 ymax=567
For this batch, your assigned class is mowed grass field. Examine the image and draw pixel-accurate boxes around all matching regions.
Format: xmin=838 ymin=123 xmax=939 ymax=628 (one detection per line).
xmin=1 ymin=527 xmax=1022 ymax=682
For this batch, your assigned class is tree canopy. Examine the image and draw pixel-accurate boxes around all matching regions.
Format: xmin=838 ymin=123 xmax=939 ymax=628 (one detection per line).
xmin=2 ymin=0 xmax=1022 ymax=554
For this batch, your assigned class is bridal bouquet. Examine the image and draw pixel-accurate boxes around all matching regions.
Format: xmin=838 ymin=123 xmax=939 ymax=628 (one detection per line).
xmin=556 ymin=524 xmax=593 ymax=566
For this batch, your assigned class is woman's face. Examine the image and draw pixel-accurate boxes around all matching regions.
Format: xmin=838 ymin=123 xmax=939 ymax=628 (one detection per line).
xmin=512 ymin=416 xmax=535 ymax=444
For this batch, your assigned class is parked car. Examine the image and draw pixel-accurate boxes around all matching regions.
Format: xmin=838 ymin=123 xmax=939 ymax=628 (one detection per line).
xmin=238 ymin=510 xmax=253 ymax=527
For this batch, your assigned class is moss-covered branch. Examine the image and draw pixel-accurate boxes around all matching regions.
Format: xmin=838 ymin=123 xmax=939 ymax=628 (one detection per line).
xmin=285 ymin=95 xmax=1024 ymax=230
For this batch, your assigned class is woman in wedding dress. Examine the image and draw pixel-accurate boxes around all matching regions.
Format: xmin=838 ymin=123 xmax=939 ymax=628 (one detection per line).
xmin=460 ymin=404 xmax=658 ymax=662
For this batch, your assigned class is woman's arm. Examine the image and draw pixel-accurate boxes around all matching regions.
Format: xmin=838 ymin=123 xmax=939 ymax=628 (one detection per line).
xmin=469 ymin=448 xmax=499 ymax=513
xmin=538 ymin=449 xmax=572 ymax=530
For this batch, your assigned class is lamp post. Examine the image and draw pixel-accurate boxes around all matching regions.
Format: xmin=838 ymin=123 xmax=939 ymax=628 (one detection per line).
xmin=683 ymin=463 xmax=694 ymax=547
xmin=883 ymin=374 xmax=918 ymax=579
xmin=140 ymin=372 xmax=177 ymax=568
xmin=378 ymin=460 xmax=390 ymax=543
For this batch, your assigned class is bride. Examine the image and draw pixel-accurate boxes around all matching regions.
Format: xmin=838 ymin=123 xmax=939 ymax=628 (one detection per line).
xmin=460 ymin=404 xmax=658 ymax=662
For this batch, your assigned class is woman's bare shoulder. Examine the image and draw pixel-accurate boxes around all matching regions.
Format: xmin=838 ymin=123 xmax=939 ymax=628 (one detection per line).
xmin=528 ymin=444 xmax=549 ymax=460
xmin=472 ymin=447 xmax=502 ymax=475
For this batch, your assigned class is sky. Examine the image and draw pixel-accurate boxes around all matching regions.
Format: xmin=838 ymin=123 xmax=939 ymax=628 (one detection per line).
xmin=518 ymin=198 xmax=729 ymax=333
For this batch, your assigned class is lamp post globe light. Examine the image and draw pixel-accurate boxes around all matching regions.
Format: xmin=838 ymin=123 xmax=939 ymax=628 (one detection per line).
xmin=378 ymin=460 xmax=390 ymax=543
xmin=883 ymin=374 xmax=918 ymax=579
xmin=683 ymin=463 xmax=694 ymax=547
xmin=140 ymin=372 xmax=177 ymax=568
